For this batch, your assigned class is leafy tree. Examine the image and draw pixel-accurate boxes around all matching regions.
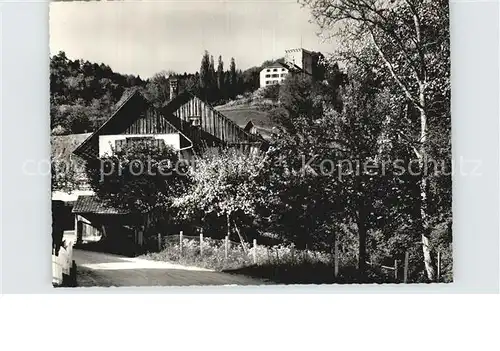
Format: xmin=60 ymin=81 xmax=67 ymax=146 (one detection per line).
xmin=173 ymin=148 xmax=265 ymax=249
xmin=327 ymin=64 xmax=395 ymax=275
xmin=276 ymin=74 xmax=323 ymax=134
xmin=179 ymin=72 xmax=200 ymax=94
xmin=51 ymin=151 xmax=77 ymax=193
xmin=143 ymin=70 xmax=177 ymax=108
xmin=50 ymin=51 xmax=146 ymax=135
xmin=255 ymin=134 xmax=339 ymax=250
xmin=301 ymin=0 xmax=451 ymax=280
xmin=260 ymin=84 xmax=280 ymax=101
xmin=240 ymin=66 xmax=261 ymax=92
xmin=264 ymin=59 xmax=418 ymax=278
xmin=86 ymin=142 xmax=190 ymax=233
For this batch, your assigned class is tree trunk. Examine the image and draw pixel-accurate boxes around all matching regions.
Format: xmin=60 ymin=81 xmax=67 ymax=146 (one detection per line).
xmin=356 ymin=205 xmax=368 ymax=278
xmin=418 ymin=92 xmax=436 ymax=281
xmin=419 ymin=160 xmax=435 ymax=281
xmin=232 ymin=219 xmax=248 ymax=254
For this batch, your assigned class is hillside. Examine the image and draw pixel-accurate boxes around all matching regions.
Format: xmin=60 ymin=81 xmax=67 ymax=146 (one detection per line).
xmin=215 ymin=103 xmax=277 ymax=140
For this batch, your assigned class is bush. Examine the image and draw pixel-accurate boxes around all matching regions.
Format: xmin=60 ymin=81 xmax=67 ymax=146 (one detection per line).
xmin=253 ymin=85 xmax=280 ymax=101
xmin=140 ymin=234 xmax=421 ymax=284
xmin=140 ymin=236 xmax=336 ymax=272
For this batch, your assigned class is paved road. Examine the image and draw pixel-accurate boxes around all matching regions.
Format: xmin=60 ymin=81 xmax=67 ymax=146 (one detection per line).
xmin=74 ymin=249 xmax=267 ymax=287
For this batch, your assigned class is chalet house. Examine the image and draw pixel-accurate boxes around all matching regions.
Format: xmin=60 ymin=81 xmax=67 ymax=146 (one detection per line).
xmin=68 ymin=79 xmax=266 ymax=247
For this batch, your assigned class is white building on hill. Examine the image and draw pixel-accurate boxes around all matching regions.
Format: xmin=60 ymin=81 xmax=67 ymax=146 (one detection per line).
xmin=259 ymin=48 xmax=321 ymax=88
xmin=259 ymin=62 xmax=289 ymax=88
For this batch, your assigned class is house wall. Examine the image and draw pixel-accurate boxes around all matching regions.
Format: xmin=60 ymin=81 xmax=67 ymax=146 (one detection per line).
xmin=259 ymin=66 xmax=288 ymax=88
xmin=98 ymin=133 xmax=180 ymax=157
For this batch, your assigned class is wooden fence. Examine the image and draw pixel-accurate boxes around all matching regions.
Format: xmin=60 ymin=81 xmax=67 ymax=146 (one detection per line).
xmin=52 ymin=240 xmax=77 ymax=287
xmin=156 ymin=231 xmax=334 ymax=268
xmin=153 ymin=232 xmax=449 ymax=283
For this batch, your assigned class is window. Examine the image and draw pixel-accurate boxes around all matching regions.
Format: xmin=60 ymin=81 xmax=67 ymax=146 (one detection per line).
xmin=280 ymin=74 xmax=286 ymax=77
xmin=281 ymin=68 xmax=286 ymax=71
xmin=266 ymin=81 xmax=271 ymax=85
xmin=265 ymin=74 xmax=270 ymax=78
xmin=266 ymin=69 xmax=270 ymax=72
xmin=273 ymin=68 xmax=277 ymax=72
xmin=271 ymin=74 xmax=279 ymax=78
xmin=115 ymin=137 xmax=165 ymax=153
xmin=189 ymin=115 xmax=200 ymax=127
xmin=115 ymin=139 xmax=126 ymax=153
xmin=126 ymin=136 xmax=154 ymax=144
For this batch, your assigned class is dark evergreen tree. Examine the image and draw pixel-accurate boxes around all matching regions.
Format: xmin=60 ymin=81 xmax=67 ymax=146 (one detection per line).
xmin=199 ymin=50 xmax=211 ymax=100
xmin=229 ymin=57 xmax=237 ymax=99
xmin=209 ymin=55 xmax=216 ymax=102
xmin=217 ymin=55 xmax=224 ymax=101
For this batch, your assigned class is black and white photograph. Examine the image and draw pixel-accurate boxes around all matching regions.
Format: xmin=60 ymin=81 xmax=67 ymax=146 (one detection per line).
xmin=49 ymin=0 xmax=452 ymax=287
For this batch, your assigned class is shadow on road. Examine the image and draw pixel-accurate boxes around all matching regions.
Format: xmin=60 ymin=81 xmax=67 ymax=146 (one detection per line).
xmin=224 ymin=262 xmax=399 ymax=285
xmin=75 ymin=239 xmax=141 ymax=258
xmin=76 ymin=265 xmax=268 ymax=287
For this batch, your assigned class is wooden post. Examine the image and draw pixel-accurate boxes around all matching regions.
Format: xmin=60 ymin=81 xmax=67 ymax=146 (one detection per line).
xmin=404 ymin=251 xmax=409 ymax=283
xmin=253 ymin=239 xmax=257 ymax=264
xmin=334 ymin=238 xmax=339 ymax=278
xmin=179 ymin=230 xmax=183 ymax=257
xmin=74 ymin=215 xmax=78 ymax=244
xmin=437 ymin=251 xmax=441 ymax=282
xmin=157 ymin=233 xmax=162 ymax=251
xmin=138 ymin=230 xmax=143 ymax=247
xmin=75 ymin=216 xmax=83 ymax=245
xmin=394 ymin=260 xmax=398 ymax=281
xmin=225 ymin=235 xmax=229 ymax=260
xmin=200 ymin=231 xmax=204 ymax=257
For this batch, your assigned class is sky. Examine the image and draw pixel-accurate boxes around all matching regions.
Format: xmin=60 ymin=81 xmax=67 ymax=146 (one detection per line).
xmin=49 ymin=0 xmax=336 ymax=78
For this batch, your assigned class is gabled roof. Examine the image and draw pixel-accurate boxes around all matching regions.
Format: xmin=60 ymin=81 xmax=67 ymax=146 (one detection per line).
xmin=73 ymin=90 xmax=190 ymax=160
xmin=72 ymin=195 xmax=129 ymax=215
xmin=243 ymin=120 xmax=255 ymax=132
xmin=73 ymin=89 xmax=265 ymax=161
xmin=161 ymin=90 xmax=265 ymax=145
xmin=262 ymin=62 xmax=289 ymax=70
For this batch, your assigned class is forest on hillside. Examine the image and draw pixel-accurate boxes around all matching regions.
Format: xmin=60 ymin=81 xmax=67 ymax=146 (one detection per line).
xmin=50 ymin=50 xmax=283 ymax=135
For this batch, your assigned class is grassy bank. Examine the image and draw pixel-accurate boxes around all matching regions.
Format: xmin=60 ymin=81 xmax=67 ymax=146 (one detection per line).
xmin=138 ymin=236 xmax=402 ymax=284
